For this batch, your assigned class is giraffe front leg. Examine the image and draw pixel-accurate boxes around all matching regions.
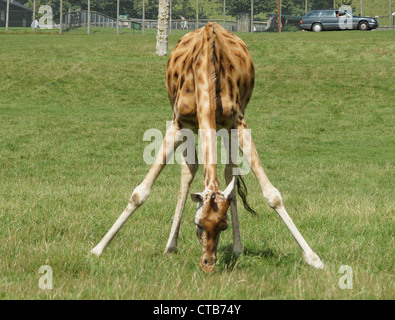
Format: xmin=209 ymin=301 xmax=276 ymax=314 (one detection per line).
xmin=164 ymin=149 xmax=198 ymax=254
xmin=90 ymin=120 xmax=182 ymax=257
xmin=237 ymin=119 xmax=325 ymax=269
xmin=225 ymin=161 xmax=243 ymax=254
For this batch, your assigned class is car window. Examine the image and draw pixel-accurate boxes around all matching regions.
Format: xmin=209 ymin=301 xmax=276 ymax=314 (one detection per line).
xmin=306 ymin=11 xmax=320 ymax=17
xmin=321 ymin=11 xmax=335 ymax=17
xmin=337 ymin=10 xmax=351 ymax=17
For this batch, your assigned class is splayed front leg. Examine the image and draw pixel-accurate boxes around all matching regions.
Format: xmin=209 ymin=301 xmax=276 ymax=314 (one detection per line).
xmin=237 ymin=118 xmax=325 ymax=269
xmin=90 ymin=184 xmax=150 ymax=257
xmin=164 ymin=150 xmax=198 ymax=254
xmin=224 ymin=162 xmax=242 ymax=255
xmin=90 ymin=120 xmax=182 ymax=257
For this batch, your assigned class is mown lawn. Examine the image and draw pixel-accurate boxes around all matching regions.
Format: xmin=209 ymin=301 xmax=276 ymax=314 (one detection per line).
xmin=0 ymin=27 xmax=394 ymax=299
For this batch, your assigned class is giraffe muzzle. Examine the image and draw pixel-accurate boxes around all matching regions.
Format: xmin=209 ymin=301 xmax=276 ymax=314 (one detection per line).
xmin=200 ymin=254 xmax=217 ymax=273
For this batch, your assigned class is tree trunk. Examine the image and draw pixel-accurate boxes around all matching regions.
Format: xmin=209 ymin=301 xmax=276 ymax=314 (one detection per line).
xmin=156 ymin=0 xmax=169 ymax=56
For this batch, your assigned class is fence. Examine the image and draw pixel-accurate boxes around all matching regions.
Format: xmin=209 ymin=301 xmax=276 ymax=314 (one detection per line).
xmin=61 ymin=10 xmax=117 ymax=29
xmin=59 ymin=12 xmax=268 ymax=33
xmin=125 ymin=18 xmax=264 ymax=33
xmin=1 ymin=0 xmax=394 ymax=33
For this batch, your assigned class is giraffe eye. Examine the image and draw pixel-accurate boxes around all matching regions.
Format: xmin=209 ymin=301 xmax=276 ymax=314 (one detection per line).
xmin=194 ymin=218 xmax=202 ymax=228
xmin=211 ymin=193 xmax=216 ymax=200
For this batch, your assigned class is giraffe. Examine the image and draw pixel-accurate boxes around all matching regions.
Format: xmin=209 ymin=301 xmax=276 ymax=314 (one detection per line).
xmin=90 ymin=22 xmax=325 ymax=273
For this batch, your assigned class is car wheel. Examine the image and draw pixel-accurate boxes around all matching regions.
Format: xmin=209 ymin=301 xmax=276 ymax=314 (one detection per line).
xmin=358 ymin=21 xmax=370 ymax=31
xmin=312 ymin=23 xmax=322 ymax=32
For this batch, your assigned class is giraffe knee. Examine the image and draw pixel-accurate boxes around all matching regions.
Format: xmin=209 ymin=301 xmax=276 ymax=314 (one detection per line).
xmin=264 ymin=186 xmax=283 ymax=209
xmin=181 ymin=162 xmax=198 ymax=181
xmin=130 ymin=185 xmax=150 ymax=207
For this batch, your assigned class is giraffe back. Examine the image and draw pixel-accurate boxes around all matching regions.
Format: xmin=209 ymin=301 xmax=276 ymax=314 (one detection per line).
xmin=166 ymin=23 xmax=255 ymax=131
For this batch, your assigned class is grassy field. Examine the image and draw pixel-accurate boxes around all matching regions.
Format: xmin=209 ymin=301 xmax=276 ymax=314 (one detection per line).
xmin=0 ymin=27 xmax=394 ymax=300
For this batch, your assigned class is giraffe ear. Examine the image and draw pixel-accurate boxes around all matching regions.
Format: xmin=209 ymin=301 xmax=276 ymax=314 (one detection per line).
xmin=223 ymin=177 xmax=236 ymax=199
xmin=191 ymin=193 xmax=203 ymax=203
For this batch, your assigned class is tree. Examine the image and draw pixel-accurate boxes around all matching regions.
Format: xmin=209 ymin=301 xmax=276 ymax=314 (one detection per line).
xmin=335 ymin=0 xmax=356 ymax=13
xmin=310 ymin=0 xmax=332 ymax=10
xmin=171 ymin=0 xmax=195 ymax=19
xmin=156 ymin=0 xmax=169 ymax=56
xmin=281 ymin=0 xmax=305 ymax=16
xmin=225 ymin=0 xmax=276 ymax=19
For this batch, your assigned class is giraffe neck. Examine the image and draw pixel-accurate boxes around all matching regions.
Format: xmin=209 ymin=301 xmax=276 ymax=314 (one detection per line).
xmin=166 ymin=23 xmax=255 ymax=192
xmin=196 ymin=24 xmax=219 ymax=192
xmin=199 ymin=127 xmax=219 ymax=191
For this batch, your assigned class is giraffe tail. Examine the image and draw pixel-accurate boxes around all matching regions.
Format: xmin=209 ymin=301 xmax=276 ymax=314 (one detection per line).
xmin=237 ymin=175 xmax=258 ymax=216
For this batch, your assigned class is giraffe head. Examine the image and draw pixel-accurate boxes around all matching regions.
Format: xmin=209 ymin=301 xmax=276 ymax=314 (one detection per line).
xmin=191 ymin=177 xmax=236 ymax=273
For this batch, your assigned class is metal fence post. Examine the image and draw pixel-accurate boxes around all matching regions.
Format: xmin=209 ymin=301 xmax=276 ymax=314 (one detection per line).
xmin=59 ymin=0 xmax=63 ymax=35
xmin=251 ymin=0 xmax=254 ymax=33
xmin=143 ymin=0 xmax=145 ymax=35
xmin=223 ymin=0 xmax=226 ymax=26
xmin=32 ymin=0 xmax=36 ymax=33
xmin=117 ymin=0 xmax=119 ymax=35
xmin=196 ymin=0 xmax=199 ymax=30
xmin=5 ymin=0 xmax=9 ymax=33
xmin=278 ymin=0 xmax=281 ymax=33
xmin=169 ymin=0 xmax=172 ymax=35
xmin=88 ymin=0 xmax=90 ymax=34
xmin=360 ymin=0 xmax=363 ymax=16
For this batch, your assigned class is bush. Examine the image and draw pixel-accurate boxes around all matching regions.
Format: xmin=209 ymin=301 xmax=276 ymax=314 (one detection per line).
xmin=282 ymin=25 xmax=300 ymax=32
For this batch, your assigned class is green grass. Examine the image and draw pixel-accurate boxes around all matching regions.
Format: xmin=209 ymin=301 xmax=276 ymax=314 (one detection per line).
xmin=0 ymin=28 xmax=394 ymax=300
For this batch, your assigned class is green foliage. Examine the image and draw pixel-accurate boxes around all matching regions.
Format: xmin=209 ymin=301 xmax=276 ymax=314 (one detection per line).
xmin=281 ymin=0 xmax=305 ymax=16
xmin=281 ymin=25 xmax=299 ymax=32
xmin=225 ymin=0 xmax=276 ymax=17
xmin=170 ymin=0 xmax=195 ymax=19
xmin=18 ymin=0 xmax=393 ymax=21
xmin=335 ymin=0 xmax=356 ymax=13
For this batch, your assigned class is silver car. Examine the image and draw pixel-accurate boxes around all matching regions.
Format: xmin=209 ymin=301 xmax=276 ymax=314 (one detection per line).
xmin=300 ymin=9 xmax=378 ymax=32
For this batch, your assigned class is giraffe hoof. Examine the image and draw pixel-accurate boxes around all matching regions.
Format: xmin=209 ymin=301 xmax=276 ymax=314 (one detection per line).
xmin=90 ymin=246 xmax=103 ymax=257
xmin=164 ymin=246 xmax=178 ymax=254
xmin=304 ymin=252 xmax=325 ymax=269
xmin=232 ymin=245 xmax=243 ymax=255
